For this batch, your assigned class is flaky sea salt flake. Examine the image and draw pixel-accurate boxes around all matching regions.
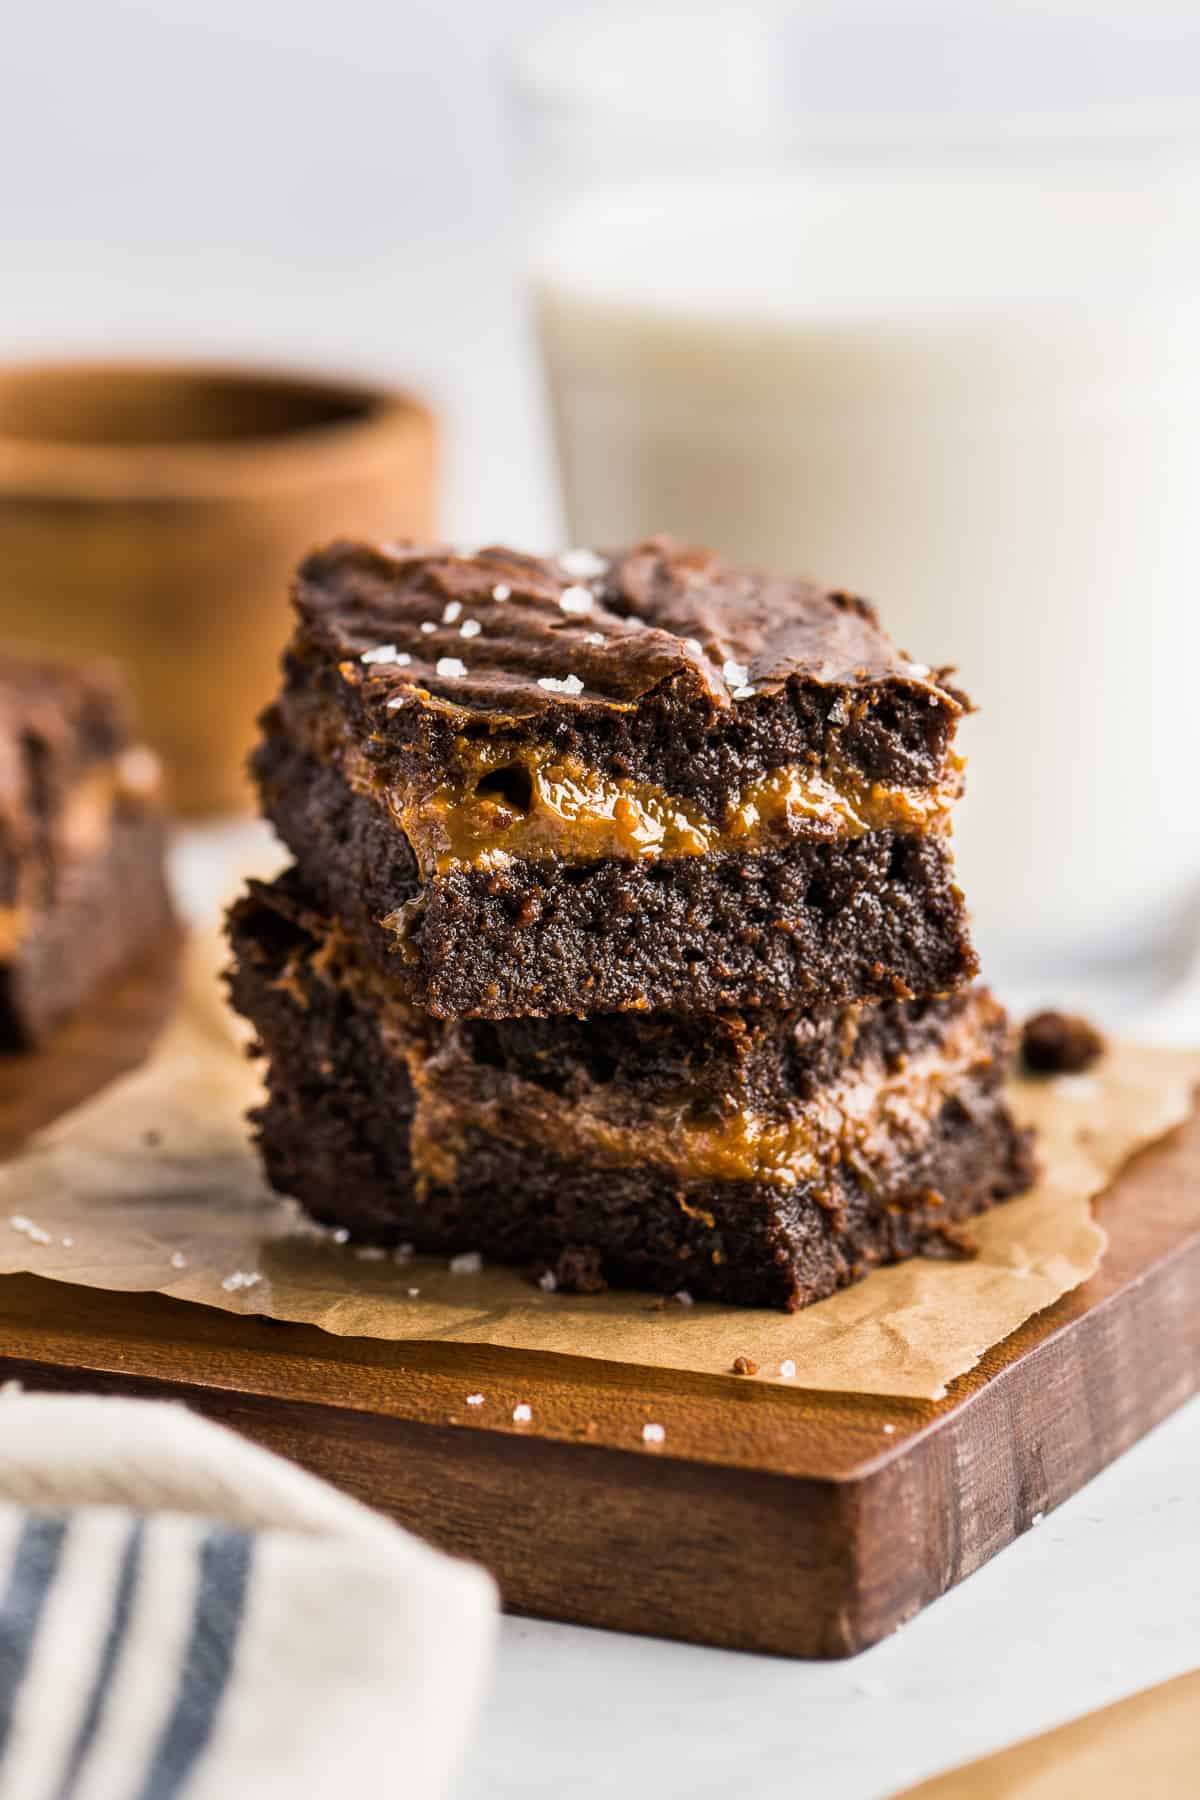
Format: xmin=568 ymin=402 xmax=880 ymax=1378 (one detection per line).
xmin=466 ymin=1393 xmax=485 ymax=1406
xmin=512 ymin=1402 xmax=532 ymax=1423
xmin=436 ymin=657 xmax=467 ymax=679
xmin=537 ymin=673 xmax=584 ymax=696
xmin=642 ymin=1422 xmax=666 ymax=1445
xmin=722 ymin=660 xmax=750 ymax=688
xmin=361 ymin=643 xmax=399 ymax=664
xmin=9 ymin=1215 xmax=51 ymax=1246
xmin=450 ymin=1250 xmax=483 ymax=1275
xmin=442 ymin=600 xmax=462 ymax=624
xmin=559 ymin=585 xmax=593 ymax=615
xmin=538 ymin=1269 xmax=557 ymax=1293
xmin=492 ymin=584 xmax=511 ymax=601
xmin=559 ymin=548 xmax=608 ymax=580
xmin=460 ymin=618 xmax=482 ymax=639
xmin=779 ymin=1359 xmax=796 ymax=1379
xmin=221 ymin=1269 xmax=261 ymax=1293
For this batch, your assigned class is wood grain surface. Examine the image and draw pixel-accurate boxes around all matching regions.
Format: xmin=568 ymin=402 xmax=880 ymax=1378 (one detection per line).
xmin=0 ymin=358 xmax=435 ymax=813
xmin=0 ymin=949 xmax=1196 ymax=1659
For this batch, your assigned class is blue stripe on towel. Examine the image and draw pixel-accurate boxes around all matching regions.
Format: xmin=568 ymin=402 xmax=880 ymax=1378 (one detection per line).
xmin=137 ymin=1525 xmax=254 ymax=1800
xmin=55 ymin=1518 xmax=146 ymax=1800
xmin=0 ymin=1515 xmax=69 ymax=1758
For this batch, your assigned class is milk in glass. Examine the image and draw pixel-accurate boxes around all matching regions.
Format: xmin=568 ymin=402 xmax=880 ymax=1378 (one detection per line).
xmin=534 ymin=157 xmax=1200 ymax=977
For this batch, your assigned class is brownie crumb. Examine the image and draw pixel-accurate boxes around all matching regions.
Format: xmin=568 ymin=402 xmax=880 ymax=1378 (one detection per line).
xmin=1021 ymin=1010 xmax=1106 ymax=1076
xmin=227 ymin=874 xmax=1035 ymax=1312
xmin=922 ymin=1222 xmax=980 ymax=1260
xmin=547 ymin=1245 xmax=608 ymax=1295
xmin=732 ymin=1355 xmax=759 ymax=1376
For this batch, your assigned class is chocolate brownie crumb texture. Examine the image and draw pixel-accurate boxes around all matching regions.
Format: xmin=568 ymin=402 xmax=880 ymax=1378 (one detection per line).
xmin=226 ymin=873 xmax=1033 ymax=1311
xmin=228 ymin=536 xmax=1034 ymax=1309
xmin=253 ymin=536 xmax=977 ymax=1018
xmin=1021 ymin=1010 xmax=1107 ymax=1076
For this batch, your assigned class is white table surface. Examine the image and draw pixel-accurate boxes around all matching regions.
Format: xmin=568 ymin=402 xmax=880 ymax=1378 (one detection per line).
xmin=457 ymin=1401 xmax=1200 ymax=1800
xmin=177 ymin=824 xmax=1200 ymax=1799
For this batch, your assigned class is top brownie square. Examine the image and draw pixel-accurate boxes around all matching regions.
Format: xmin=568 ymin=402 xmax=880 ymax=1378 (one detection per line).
xmin=253 ymin=535 xmax=977 ymax=1018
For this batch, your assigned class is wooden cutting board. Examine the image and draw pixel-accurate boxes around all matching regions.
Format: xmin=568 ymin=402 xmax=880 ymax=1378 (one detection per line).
xmin=0 ymin=949 xmax=1196 ymax=1660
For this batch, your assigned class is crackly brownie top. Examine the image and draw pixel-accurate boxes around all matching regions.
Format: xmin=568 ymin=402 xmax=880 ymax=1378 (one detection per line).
xmin=295 ymin=535 xmax=965 ymax=719
xmin=273 ymin=537 xmax=969 ymax=877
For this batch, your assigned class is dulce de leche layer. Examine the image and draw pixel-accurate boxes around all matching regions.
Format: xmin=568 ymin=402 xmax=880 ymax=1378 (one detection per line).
xmin=267 ymin=886 xmax=1005 ymax=1196
xmin=271 ymin=535 xmax=970 ymax=881
xmin=403 ymin=987 xmax=1003 ymax=1196
xmin=344 ymin=735 xmax=964 ymax=879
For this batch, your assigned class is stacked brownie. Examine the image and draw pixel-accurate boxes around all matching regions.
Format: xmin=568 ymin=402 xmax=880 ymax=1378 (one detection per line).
xmin=228 ymin=537 xmax=1033 ymax=1309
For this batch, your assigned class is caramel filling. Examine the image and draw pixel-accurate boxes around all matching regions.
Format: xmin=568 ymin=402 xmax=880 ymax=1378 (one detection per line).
xmin=405 ymin=1007 xmax=993 ymax=1192
xmin=284 ymin=904 xmax=997 ymax=1196
xmin=346 ymin=737 xmax=962 ymax=878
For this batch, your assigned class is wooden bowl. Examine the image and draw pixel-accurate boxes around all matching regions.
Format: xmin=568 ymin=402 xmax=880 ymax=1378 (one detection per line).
xmin=0 ymin=360 xmax=435 ymax=813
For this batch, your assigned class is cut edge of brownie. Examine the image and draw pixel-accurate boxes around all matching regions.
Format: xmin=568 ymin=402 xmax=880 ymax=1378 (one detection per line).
xmin=230 ymin=865 xmax=987 ymax=1113
xmin=250 ymin=1081 xmax=1033 ymax=1310
xmin=226 ymin=871 xmax=1033 ymax=1311
xmin=267 ymin=535 xmax=970 ymax=909
xmin=254 ymin=734 xmax=977 ymax=1018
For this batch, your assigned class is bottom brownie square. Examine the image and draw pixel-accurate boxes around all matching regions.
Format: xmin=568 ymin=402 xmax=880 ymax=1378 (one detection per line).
xmin=226 ymin=872 xmax=1035 ymax=1311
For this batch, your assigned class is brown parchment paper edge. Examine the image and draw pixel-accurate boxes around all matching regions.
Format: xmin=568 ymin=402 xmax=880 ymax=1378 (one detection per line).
xmin=0 ymin=947 xmax=1195 ymax=1400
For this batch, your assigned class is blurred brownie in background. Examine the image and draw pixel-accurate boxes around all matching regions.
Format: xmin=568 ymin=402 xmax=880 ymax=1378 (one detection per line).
xmin=0 ymin=654 xmax=175 ymax=1047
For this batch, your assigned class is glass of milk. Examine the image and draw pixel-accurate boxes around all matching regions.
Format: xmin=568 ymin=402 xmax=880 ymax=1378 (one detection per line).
xmin=515 ymin=1 xmax=1200 ymax=1007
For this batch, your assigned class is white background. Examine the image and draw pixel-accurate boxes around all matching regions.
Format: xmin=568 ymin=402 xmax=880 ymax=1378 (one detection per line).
xmin=1 ymin=0 xmax=577 ymax=546
xmin=13 ymin=5 xmax=1200 ymax=1793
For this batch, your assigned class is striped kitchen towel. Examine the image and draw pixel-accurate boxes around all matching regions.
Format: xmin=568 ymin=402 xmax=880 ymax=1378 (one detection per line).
xmin=0 ymin=1390 xmax=497 ymax=1800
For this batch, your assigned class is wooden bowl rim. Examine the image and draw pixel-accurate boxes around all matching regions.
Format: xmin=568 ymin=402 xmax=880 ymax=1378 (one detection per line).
xmin=0 ymin=356 xmax=436 ymax=500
